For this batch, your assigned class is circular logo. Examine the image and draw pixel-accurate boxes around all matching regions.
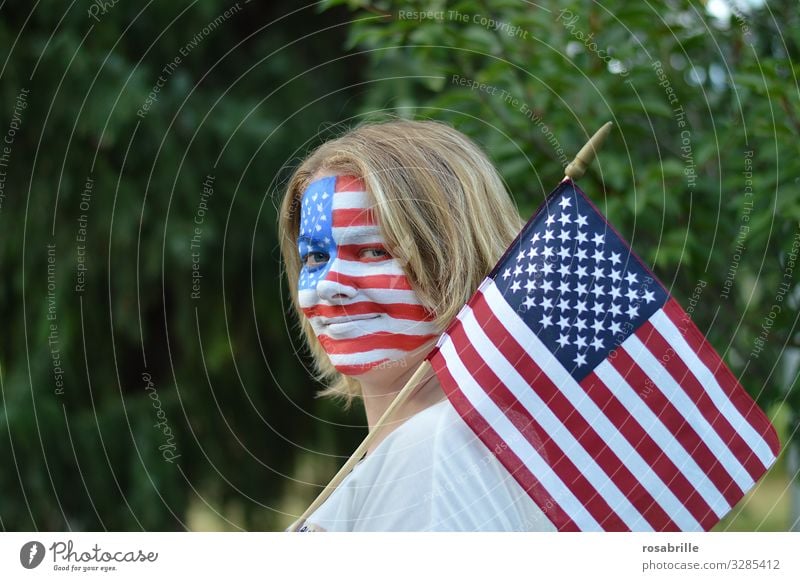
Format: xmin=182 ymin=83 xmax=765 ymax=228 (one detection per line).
xmin=20 ymin=541 xmax=46 ymax=569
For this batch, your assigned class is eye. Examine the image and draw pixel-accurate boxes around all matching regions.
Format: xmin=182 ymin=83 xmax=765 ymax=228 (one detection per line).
xmin=302 ymin=251 xmax=329 ymax=268
xmin=359 ymin=247 xmax=390 ymax=261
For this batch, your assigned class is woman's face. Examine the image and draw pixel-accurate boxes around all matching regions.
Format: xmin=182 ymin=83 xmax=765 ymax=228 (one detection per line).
xmin=296 ymin=174 xmax=438 ymax=376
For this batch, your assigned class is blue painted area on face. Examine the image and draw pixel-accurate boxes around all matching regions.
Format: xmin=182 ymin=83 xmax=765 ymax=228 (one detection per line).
xmin=297 ymin=176 xmax=337 ymax=290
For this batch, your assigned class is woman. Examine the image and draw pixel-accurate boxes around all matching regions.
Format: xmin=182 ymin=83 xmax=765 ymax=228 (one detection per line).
xmin=279 ymin=119 xmax=554 ymax=531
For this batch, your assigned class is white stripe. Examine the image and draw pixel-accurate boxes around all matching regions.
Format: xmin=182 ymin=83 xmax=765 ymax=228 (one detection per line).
xmin=438 ymin=336 xmax=602 ymax=531
xmin=457 ymin=305 xmax=650 ymax=531
xmin=328 ymin=259 xmax=406 ymax=278
xmin=332 ymin=190 xmax=370 ymax=208
xmin=298 ymin=288 xmax=424 ymax=308
xmin=307 ymin=315 xmax=438 ymax=336
xmin=332 ymin=226 xmax=382 ymax=243
xmin=329 ymin=348 xmax=419 ymax=366
xmin=624 ymin=334 xmax=753 ymax=493
xmin=481 ymin=281 xmax=702 ymax=531
xmin=593 ymin=360 xmax=730 ymax=519
xmin=650 ymin=310 xmax=777 ymax=469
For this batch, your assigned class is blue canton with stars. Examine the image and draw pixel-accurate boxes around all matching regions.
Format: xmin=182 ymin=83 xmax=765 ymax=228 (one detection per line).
xmin=297 ymin=176 xmax=337 ymax=291
xmin=491 ymin=181 xmax=669 ymax=382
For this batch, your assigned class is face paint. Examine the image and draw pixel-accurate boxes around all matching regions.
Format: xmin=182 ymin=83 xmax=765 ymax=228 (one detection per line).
xmin=297 ymin=175 xmax=438 ymax=376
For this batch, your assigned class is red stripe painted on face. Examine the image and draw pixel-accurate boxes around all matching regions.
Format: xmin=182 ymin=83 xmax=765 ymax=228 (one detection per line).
xmin=336 ymin=244 xmax=392 ymax=262
xmin=322 ymin=272 xmax=414 ymax=290
xmin=318 ymin=332 xmax=436 ymax=354
xmin=334 ymin=175 xmax=366 ymax=192
xmin=333 ymin=208 xmax=377 ymax=228
xmin=302 ymin=302 xmax=436 ymax=321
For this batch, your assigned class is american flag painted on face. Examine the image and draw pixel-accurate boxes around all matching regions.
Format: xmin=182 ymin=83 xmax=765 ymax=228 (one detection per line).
xmin=427 ymin=179 xmax=780 ymax=531
xmin=297 ymin=175 xmax=439 ymax=376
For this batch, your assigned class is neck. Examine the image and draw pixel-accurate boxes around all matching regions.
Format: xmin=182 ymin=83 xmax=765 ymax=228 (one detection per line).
xmin=358 ymin=358 xmax=445 ymax=455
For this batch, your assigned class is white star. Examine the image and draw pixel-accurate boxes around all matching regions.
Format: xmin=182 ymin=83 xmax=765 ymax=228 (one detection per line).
xmin=609 ymin=251 xmax=622 ymax=266
xmin=591 ymin=336 xmax=604 ymax=351
xmin=524 ymin=295 xmax=536 ymax=309
xmin=558 ymin=213 xmax=572 ymax=227
xmin=575 ymin=317 xmax=587 ymax=332
xmin=502 ymin=268 xmax=512 ymax=280
xmin=591 ymin=302 xmax=605 ymax=317
xmin=319 ymin=214 xmax=327 ymax=221
xmin=517 ymin=250 xmax=526 ymax=261
xmin=543 ymin=246 xmax=554 ymax=259
xmin=316 ymin=203 xmax=323 ymax=212
xmin=609 ymin=321 xmax=622 ymax=335
xmin=642 ymin=289 xmax=656 ymax=303
xmin=557 ymin=316 xmax=571 ymax=332
xmin=559 ymin=196 xmax=572 ymax=210
xmin=321 ymin=192 xmax=329 ymax=199
xmin=526 ymin=262 xmax=538 ymax=276
xmin=514 ymin=264 xmax=523 ymax=277
xmin=312 ymin=193 xmax=319 ymax=202
xmin=525 ymin=278 xmax=537 ymax=292
xmin=558 ymin=229 xmax=572 ymax=243
xmin=544 ymin=229 xmax=555 ymax=242
xmin=575 ymin=282 xmax=588 ymax=296
xmin=541 ymin=279 xmax=553 ymax=293
xmin=576 ymin=231 xmax=588 ymax=244
xmin=591 ymin=318 xmax=605 ymax=333
xmin=609 ymin=303 xmax=622 ymax=317
xmin=545 ymin=214 xmax=556 ymax=226
xmin=558 ymin=246 xmax=571 ymax=260
xmin=540 ymin=296 xmax=553 ymax=310
xmin=540 ymin=313 xmax=553 ymax=328
xmin=542 ymin=262 xmax=554 ymax=276
xmin=627 ymin=304 xmax=639 ymax=318
xmin=591 ymin=284 xmax=607 ymax=299
xmin=625 ymin=287 xmax=639 ymax=302
xmin=576 ymin=265 xmax=588 ymax=279
xmin=558 ymin=263 xmax=571 ymax=277
xmin=510 ymin=280 xmax=521 ymax=292
xmin=576 ymin=213 xmax=588 ymax=228
xmin=574 ymin=352 xmax=587 ymax=366
xmin=625 ymin=271 xmax=639 ymax=285
xmin=527 ymin=246 xmax=539 ymax=260
xmin=593 ymin=249 xmax=605 ymax=263
xmin=315 ymin=224 xmax=322 ymax=231
xmin=575 ymin=301 xmax=588 ymax=315
xmin=530 ymin=232 xmax=541 ymax=244
xmin=575 ymin=334 xmax=587 ymax=349
xmin=576 ymin=248 xmax=588 ymax=261
xmin=592 ymin=266 xmax=606 ymax=280
xmin=558 ymin=298 xmax=571 ymax=311
xmin=592 ymin=232 xmax=605 ymax=245
xmin=609 ymin=269 xmax=622 ymax=283
xmin=556 ymin=333 xmax=570 ymax=348
xmin=558 ymin=280 xmax=571 ymax=294
xmin=323 ymin=237 xmax=330 ymax=245
xmin=609 ymin=286 xmax=622 ymax=300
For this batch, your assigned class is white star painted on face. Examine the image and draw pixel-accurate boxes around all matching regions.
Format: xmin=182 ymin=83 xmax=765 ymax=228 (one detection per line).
xmin=576 ymin=213 xmax=588 ymax=228
xmin=502 ymin=268 xmax=512 ymax=280
xmin=319 ymin=214 xmax=327 ymax=221
xmin=540 ymin=313 xmax=553 ymax=328
xmin=545 ymin=214 xmax=556 ymax=226
xmin=576 ymin=231 xmax=588 ymax=244
xmin=609 ymin=321 xmax=622 ymax=335
xmin=625 ymin=287 xmax=639 ymax=302
xmin=609 ymin=303 xmax=622 ymax=317
xmin=321 ymin=192 xmax=329 ymax=199
xmin=626 ymin=304 xmax=639 ymax=318
xmin=312 ymin=193 xmax=319 ymax=202
xmin=575 ymin=334 xmax=587 ymax=349
xmin=316 ymin=203 xmax=323 ymax=212
xmin=574 ymin=352 xmax=587 ymax=366
xmin=510 ymin=280 xmax=521 ymax=292
xmin=323 ymin=237 xmax=330 ymax=245
xmin=556 ymin=333 xmax=570 ymax=348
xmin=591 ymin=336 xmax=605 ymax=351
xmin=559 ymin=196 xmax=572 ymax=210
xmin=642 ymin=289 xmax=656 ymax=303
xmin=592 ymin=232 xmax=605 ymax=246
xmin=544 ymin=229 xmax=555 ymax=242
xmin=609 ymin=251 xmax=622 ymax=266
xmin=625 ymin=271 xmax=639 ymax=285
xmin=558 ymin=213 xmax=572 ymax=227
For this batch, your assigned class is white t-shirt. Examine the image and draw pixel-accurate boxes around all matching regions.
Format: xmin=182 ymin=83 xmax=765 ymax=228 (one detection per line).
xmin=297 ymin=398 xmax=556 ymax=531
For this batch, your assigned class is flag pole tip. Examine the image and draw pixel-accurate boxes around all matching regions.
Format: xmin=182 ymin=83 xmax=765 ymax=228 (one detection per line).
xmin=564 ymin=122 xmax=614 ymax=181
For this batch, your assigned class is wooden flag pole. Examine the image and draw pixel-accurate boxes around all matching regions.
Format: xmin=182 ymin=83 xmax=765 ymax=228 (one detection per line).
xmin=288 ymin=359 xmax=433 ymax=531
xmin=564 ymin=121 xmax=613 ymax=181
xmin=289 ymin=122 xmax=613 ymax=531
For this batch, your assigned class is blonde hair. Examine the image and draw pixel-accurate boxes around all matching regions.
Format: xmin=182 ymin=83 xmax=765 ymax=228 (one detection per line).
xmin=279 ymin=119 xmax=523 ymax=403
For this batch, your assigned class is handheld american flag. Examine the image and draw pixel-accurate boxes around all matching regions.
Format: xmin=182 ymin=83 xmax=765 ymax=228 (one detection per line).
xmin=428 ymin=178 xmax=781 ymax=531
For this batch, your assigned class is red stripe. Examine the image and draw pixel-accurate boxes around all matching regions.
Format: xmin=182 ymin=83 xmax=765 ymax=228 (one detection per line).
xmin=333 ymin=208 xmax=376 ymax=228
xmin=608 ymin=347 xmax=744 ymax=507
xmin=334 ymin=175 xmax=366 ymax=192
xmin=636 ymin=320 xmax=767 ymax=482
xmin=580 ymin=368 xmax=720 ymax=530
xmin=446 ymin=317 xmax=629 ymax=530
xmin=323 ymin=271 xmax=412 ymax=290
xmin=661 ymin=299 xmax=780 ymax=458
xmin=469 ymin=293 xmax=677 ymax=531
xmin=336 ymin=244 xmax=392 ymax=262
xmin=318 ymin=332 xmax=435 ymax=354
xmin=334 ymin=359 xmax=389 ymax=376
xmin=430 ymin=349 xmax=573 ymax=531
xmin=302 ymin=303 xmax=435 ymax=322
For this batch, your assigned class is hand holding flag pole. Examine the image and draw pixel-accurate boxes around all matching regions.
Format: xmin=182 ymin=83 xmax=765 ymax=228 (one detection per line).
xmin=288 ymin=123 xmax=616 ymax=532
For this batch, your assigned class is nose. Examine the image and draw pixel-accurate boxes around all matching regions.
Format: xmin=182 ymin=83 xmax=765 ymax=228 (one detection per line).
xmin=316 ymin=278 xmax=357 ymax=303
